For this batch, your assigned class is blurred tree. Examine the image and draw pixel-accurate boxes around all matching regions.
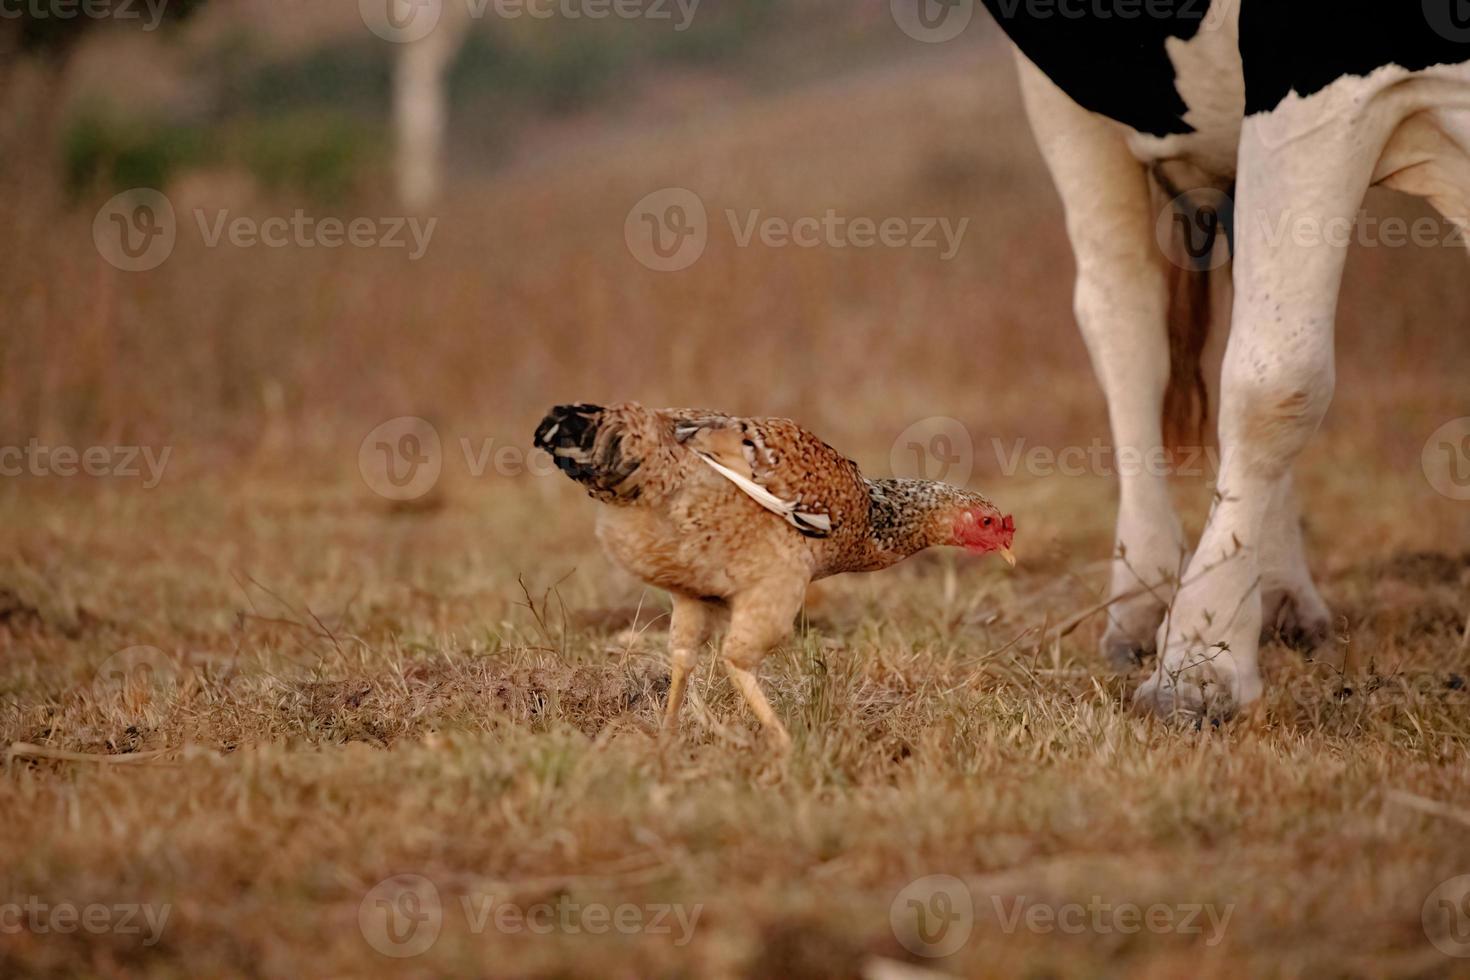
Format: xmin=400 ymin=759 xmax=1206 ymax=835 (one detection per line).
xmin=393 ymin=3 xmax=470 ymax=210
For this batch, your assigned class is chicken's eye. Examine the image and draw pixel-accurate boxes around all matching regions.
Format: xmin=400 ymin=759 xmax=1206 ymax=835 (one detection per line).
xmin=981 ymin=517 xmax=992 ymax=527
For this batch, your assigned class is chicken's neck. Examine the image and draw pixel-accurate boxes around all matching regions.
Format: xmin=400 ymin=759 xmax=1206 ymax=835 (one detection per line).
xmin=851 ymin=478 xmax=954 ymax=571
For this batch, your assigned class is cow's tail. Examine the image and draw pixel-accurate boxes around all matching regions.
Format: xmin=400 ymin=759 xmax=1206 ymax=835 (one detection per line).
xmin=1162 ymin=255 xmax=1211 ymax=452
xmin=1156 ymin=174 xmax=1230 ymax=453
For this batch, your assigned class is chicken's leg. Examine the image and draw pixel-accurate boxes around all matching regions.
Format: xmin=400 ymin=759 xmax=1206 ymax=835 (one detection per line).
xmin=719 ymin=576 xmax=808 ymax=750
xmin=663 ymin=595 xmax=717 ymax=737
xmin=722 ymin=661 xmax=790 ymax=750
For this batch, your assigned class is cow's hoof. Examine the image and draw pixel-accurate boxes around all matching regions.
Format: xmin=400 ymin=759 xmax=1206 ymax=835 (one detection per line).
xmin=1101 ymin=632 xmax=1152 ymax=671
xmin=1262 ymin=587 xmax=1332 ymax=654
xmin=1133 ymin=669 xmax=1236 ymax=723
xmin=1099 ymin=596 xmax=1167 ymax=672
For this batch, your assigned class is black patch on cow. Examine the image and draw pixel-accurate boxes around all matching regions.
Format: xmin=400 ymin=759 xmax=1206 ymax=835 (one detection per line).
xmin=983 ymin=1 xmax=1470 ymax=134
xmin=1240 ymin=2 xmax=1470 ymax=116
xmin=980 ymin=0 xmax=1210 ymax=137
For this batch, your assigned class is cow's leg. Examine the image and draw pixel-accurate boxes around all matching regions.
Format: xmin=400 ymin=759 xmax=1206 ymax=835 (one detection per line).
xmin=1136 ymin=103 xmax=1392 ymax=717
xmin=1258 ymin=474 xmax=1332 ymax=650
xmin=1017 ymin=60 xmax=1186 ymax=668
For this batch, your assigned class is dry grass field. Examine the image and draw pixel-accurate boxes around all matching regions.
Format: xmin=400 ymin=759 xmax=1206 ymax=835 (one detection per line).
xmin=2 ymin=26 xmax=1469 ymax=980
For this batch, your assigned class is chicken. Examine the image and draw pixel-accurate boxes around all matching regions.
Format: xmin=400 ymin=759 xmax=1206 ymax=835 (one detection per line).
xmin=533 ymin=401 xmax=1015 ymax=748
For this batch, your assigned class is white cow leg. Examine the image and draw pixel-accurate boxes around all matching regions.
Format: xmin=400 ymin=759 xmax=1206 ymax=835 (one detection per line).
xmin=1258 ymin=473 xmax=1332 ymax=650
xmin=1017 ymin=59 xmax=1186 ymax=669
xmin=1089 ymin=274 xmax=1190 ymax=671
xmin=1136 ymin=104 xmax=1391 ymax=718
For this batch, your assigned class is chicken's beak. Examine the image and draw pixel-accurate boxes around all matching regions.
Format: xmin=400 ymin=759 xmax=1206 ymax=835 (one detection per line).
xmin=999 ymin=546 xmax=1016 ymax=568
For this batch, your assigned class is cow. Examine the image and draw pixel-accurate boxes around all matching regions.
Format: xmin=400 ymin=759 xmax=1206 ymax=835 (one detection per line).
xmin=980 ymin=1 xmax=1470 ymax=716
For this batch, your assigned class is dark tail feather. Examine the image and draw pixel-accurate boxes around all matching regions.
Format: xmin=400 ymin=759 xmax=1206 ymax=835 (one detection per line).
xmin=533 ymin=403 xmax=642 ymax=499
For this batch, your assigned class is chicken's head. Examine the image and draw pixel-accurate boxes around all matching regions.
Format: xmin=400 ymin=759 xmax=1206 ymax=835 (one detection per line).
xmin=952 ymin=504 xmax=1016 ymax=566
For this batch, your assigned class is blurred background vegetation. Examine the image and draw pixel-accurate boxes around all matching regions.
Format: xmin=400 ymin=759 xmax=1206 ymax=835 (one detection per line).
xmin=8 ymin=0 xmax=929 ymax=201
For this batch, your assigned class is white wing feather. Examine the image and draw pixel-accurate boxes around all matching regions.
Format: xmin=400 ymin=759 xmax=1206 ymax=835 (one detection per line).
xmin=695 ymin=452 xmax=830 ymax=536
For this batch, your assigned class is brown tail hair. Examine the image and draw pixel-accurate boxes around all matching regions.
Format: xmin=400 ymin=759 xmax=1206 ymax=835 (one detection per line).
xmin=1157 ymin=174 xmax=1230 ymax=452
xmin=1162 ymin=258 xmax=1211 ymax=451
